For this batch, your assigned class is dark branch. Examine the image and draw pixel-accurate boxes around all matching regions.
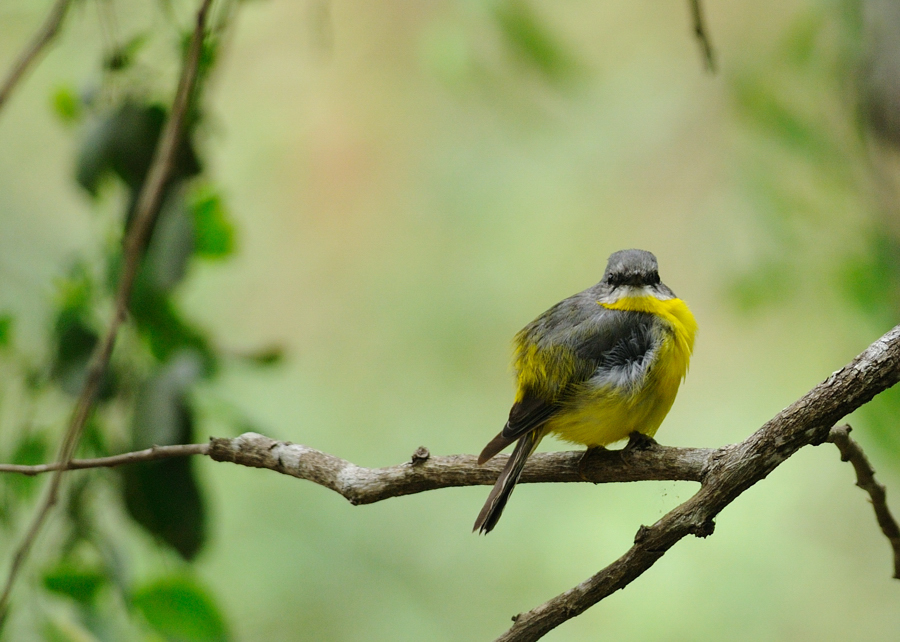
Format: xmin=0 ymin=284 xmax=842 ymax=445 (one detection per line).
xmin=0 ymin=0 xmax=216 ymax=622
xmin=827 ymin=424 xmax=900 ymax=579
xmin=688 ymin=0 xmax=716 ymax=73
xmin=0 ymin=0 xmax=72 ymax=114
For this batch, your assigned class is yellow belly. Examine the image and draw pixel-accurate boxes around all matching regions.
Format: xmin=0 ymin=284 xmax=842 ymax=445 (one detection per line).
xmin=546 ymin=296 xmax=696 ymax=447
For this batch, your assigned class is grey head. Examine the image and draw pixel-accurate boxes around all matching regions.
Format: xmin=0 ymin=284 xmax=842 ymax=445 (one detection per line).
xmin=594 ymin=248 xmax=676 ymax=301
xmin=602 ymin=249 xmax=660 ymax=287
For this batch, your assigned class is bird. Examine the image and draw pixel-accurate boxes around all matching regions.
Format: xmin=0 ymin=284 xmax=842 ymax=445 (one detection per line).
xmin=474 ymin=249 xmax=697 ymax=534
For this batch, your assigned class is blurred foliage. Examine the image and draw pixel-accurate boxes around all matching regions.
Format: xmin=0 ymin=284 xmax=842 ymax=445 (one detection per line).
xmin=3 ymin=0 xmax=899 ymax=640
xmin=492 ymin=0 xmax=577 ymax=82
xmin=189 ymin=185 xmax=235 ymax=260
xmin=133 ymin=575 xmax=229 ymax=642
xmin=0 ymin=1 xmax=270 ymax=638
xmin=42 ymin=563 xmax=107 ymax=606
xmin=123 ymin=351 xmax=205 ymax=559
xmin=5 ymin=433 xmax=48 ymax=500
xmin=730 ymin=0 xmax=900 ymax=459
xmin=0 ymin=314 xmax=10 ymax=348
xmin=50 ymin=86 xmax=82 ymax=126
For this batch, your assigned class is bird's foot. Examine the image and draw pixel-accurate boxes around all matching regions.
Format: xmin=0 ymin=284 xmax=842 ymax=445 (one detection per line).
xmin=624 ymin=431 xmax=658 ymax=452
xmin=578 ymin=446 xmax=607 ymax=482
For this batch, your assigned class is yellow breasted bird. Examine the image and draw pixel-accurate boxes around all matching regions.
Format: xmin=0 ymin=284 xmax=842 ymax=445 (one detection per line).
xmin=474 ymin=249 xmax=697 ymax=534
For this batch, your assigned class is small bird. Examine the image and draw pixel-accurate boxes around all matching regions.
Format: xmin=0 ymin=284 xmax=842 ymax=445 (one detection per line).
xmin=474 ymin=249 xmax=697 ymax=534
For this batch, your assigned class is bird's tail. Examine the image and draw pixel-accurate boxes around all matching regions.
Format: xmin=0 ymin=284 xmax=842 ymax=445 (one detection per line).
xmin=473 ymin=430 xmax=543 ymax=534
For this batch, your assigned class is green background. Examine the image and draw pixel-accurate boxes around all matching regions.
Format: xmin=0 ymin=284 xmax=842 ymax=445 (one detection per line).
xmin=1 ymin=0 xmax=898 ymax=640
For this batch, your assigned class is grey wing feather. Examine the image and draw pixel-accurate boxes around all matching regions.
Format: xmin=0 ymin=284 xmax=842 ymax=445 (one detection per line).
xmin=481 ymin=308 xmax=660 ymax=463
xmin=478 ymin=394 xmax=557 ymax=463
xmin=473 ymin=429 xmax=542 ymax=534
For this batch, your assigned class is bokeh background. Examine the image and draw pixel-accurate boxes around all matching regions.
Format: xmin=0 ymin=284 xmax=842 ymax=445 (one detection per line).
xmin=2 ymin=0 xmax=900 ymax=640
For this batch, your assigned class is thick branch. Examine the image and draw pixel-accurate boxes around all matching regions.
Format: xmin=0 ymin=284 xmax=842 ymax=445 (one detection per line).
xmin=0 ymin=435 xmax=709 ymax=489
xmin=827 ymin=424 xmax=900 ymax=578
xmin=0 ymin=0 xmax=71 ymax=114
xmin=494 ymin=324 xmax=900 ymax=641
xmin=0 ymin=0 xmax=215 ymax=622
xmin=205 ymin=434 xmax=709 ymax=503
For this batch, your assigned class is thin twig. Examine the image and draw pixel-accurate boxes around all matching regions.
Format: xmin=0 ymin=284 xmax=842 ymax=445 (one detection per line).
xmin=827 ymin=424 xmax=900 ymax=579
xmin=688 ymin=0 xmax=716 ymax=73
xmin=0 ymin=444 xmax=209 ymax=475
xmin=0 ymin=0 xmax=215 ymax=622
xmin=0 ymin=0 xmax=72 ymax=115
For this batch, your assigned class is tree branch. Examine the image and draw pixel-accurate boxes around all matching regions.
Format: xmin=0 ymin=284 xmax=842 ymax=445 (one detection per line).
xmin=688 ymin=0 xmax=716 ymax=73
xmin=827 ymin=424 xmax=900 ymax=579
xmin=0 ymin=0 xmax=72 ymax=115
xmin=0 ymin=444 xmax=210 ymax=475
xmin=492 ymin=324 xmax=900 ymax=641
xmin=1 ymin=327 xmax=898 ymax=639
xmin=0 ymin=434 xmax=709 ymax=493
xmin=204 ymin=434 xmax=709 ymax=502
xmin=0 ymin=0 xmax=215 ymax=622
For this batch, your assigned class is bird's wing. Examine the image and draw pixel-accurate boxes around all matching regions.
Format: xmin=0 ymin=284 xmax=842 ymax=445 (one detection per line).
xmin=477 ymin=393 xmax=556 ymax=464
xmin=502 ymin=392 xmax=561 ymax=441
xmin=504 ymin=308 xmax=661 ymax=441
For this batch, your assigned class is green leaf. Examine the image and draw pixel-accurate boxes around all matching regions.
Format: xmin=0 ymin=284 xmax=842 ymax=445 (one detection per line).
xmin=0 ymin=313 xmax=12 ymax=348
xmin=123 ymin=458 xmax=206 ymax=560
xmin=104 ymin=34 xmax=147 ymax=71
xmin=50 ymin=266 xmax=118 ymax=399
xmin=53 ymin=308 xmax=97 ymax=374
xmin=7 ymin=432 xmax=48 ymax=498
xmin=50 ymin=307 xmax=116 ymax=400
xmin=43 ymin=563 xmax=107 ymax=605
xmin=57 ymin=265 xmax=93 ymax=312
xmin=13 ymin=433 xmax=48 ymax=466
xmin=131 ymin=352 xmax=203 ymax=448
xmin=51 ymin=86 xmax=82 ymax=125
xmin=189 ymin=186 xmax=235 ymax=259
xmin=128 ymin=281 xmax=216 ymax=371
xmin=493 ymin=0 xmax=576 ymax=82
xmin=143 ymin=189 xmax=196 ymax=292
xmin=123 ymin=352 xmax=206 ymax=559
xmin=132 ymin=575 xmax=229 ymax=642
xmin=75 ymin=102 xmax=201 ymax=206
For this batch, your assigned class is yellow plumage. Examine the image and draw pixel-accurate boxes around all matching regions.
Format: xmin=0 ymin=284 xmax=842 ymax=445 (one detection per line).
xmin=474 ymin=249 xmax=697 ymax=534
xmin=540 ymin=296 xmax=696 ymax=447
